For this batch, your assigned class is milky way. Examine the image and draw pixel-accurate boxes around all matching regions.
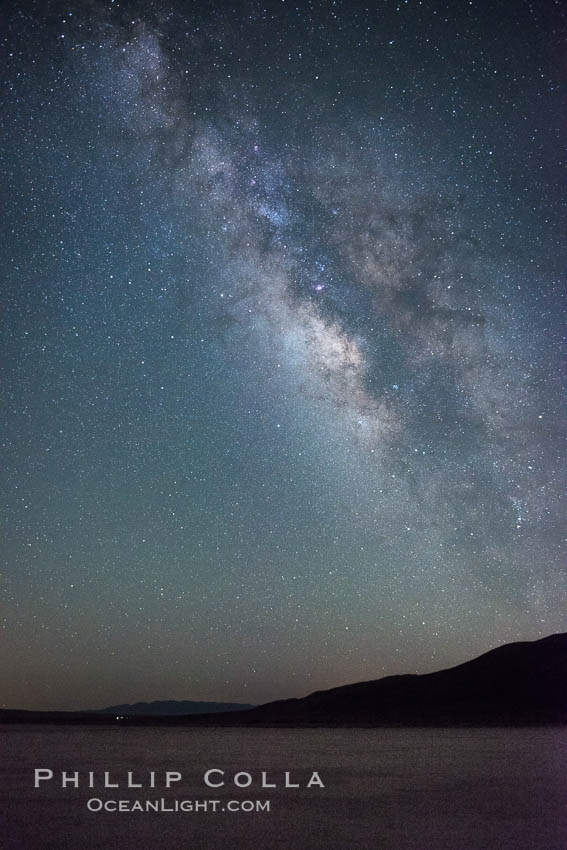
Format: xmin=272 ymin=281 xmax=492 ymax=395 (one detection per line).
xmin=2 ymin=0 xmax=565 ymax=709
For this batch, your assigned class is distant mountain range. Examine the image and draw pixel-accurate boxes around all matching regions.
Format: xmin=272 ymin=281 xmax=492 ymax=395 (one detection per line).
xmin=99 ymin=700 xmax=255 ymax=715
xmin=1 ymin=633 xmax=565 ymax=726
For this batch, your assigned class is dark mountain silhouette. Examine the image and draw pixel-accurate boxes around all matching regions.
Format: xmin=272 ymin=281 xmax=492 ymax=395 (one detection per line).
xmin=229 ymin=632 xmax=567 ymax=726
xmin=99 ymin=700 xmax=254 ymax=715
xmin=1 ymin=633 xmax=565 ymax=726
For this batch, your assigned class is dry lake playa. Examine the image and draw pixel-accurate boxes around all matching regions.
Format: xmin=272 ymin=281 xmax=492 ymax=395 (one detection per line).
xmin=2 ymin=725 xmax=566 ymax=849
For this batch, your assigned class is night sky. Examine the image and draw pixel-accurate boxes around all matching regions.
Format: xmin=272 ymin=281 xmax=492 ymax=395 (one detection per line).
xmin=2 ymin=0 xmax=565 ymax=711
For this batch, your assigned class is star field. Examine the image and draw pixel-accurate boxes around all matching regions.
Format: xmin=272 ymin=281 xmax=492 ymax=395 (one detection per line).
xmin=1 ymin=0 xmax=566 ymax=710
